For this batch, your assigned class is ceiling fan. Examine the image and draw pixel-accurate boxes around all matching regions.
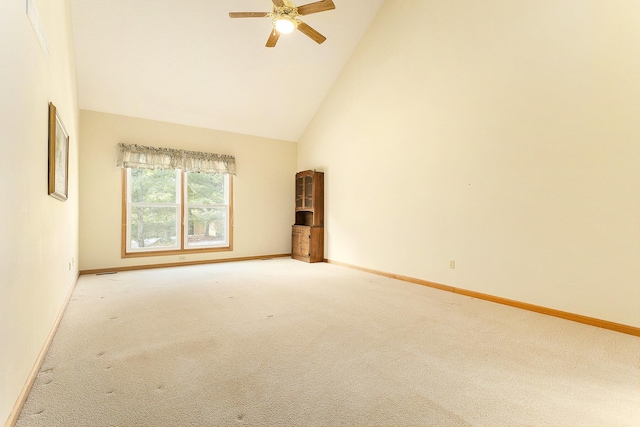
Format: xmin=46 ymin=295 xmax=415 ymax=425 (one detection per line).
xmin=229 ymin=0 xmax=335 ymax=47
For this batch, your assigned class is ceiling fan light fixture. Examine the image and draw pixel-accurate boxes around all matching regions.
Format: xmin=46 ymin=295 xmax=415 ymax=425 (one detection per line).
xmin=274 ymin=15 xmax=297 ymax=34
xmin=229 ymin=1 xmax=334 ymax=47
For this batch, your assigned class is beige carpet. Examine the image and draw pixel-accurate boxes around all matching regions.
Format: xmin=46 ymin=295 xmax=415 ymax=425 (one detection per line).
xmin=17 ymin=258 xmax=640 ymax=426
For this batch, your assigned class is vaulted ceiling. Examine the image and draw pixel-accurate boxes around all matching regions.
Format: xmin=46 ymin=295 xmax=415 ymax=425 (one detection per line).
xmin=70 ymin=0 xmax=385 ymax=142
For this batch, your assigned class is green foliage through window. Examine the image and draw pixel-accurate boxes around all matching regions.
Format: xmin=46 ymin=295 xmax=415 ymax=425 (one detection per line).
xmin=185 ymin=172 xmax=228 ymax=248
xmin=126 ymin=168 xmax=230 ymax=253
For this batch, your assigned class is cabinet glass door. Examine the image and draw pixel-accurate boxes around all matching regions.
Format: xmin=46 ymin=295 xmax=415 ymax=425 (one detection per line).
xmin=304 ymin=175 xmax=313 ymax=209
xmin=296 ymin=176 xmax=304 ymax=208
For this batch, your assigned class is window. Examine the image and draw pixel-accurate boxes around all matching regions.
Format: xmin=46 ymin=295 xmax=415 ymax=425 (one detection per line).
xmin=123 ymin=168 xmax=232 ymax=256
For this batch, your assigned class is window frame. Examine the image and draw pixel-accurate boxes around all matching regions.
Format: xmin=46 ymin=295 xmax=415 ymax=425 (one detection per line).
xmin=121 ymin=168 xmax=233 ymax=258
xmin=183 ymin=171 xmax=231 ymax=250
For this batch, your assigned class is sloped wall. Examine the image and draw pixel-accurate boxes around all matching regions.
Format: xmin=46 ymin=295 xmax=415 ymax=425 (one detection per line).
xmin=298 ymin=0 xmax=640 ymax=327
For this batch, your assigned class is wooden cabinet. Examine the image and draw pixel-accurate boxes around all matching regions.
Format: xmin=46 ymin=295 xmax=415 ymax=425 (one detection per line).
xmin=292 ymin=225 xmax=324 ymax=263
xmin=292 ymin=170 xmax=324 ymax=263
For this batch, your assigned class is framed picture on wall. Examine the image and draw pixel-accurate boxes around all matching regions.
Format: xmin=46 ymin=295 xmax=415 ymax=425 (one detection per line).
xmin=48 ymin=102 xmax=69 ymax=201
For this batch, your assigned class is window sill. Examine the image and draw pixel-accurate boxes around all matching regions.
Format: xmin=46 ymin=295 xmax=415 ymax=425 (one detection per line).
xmin=122 ymin=245 xmax=233 ymax=258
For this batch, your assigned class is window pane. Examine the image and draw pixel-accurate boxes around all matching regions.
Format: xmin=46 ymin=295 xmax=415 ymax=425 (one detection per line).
xmin=130 ymin=206 xmax=178 ymax=249
xmin=131 ymin=169 xmax=177 ymax=203
xmin=186 ymin=207 xmax=227 ymax=247
xmin=186 ymin=172 xmax=225 ymax=205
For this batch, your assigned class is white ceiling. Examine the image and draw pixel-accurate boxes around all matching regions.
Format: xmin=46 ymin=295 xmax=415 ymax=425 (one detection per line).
xmin=70 ymin=0 xmax=385 ymax=142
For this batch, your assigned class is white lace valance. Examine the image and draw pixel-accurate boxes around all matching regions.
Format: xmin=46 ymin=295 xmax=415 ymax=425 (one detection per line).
xmin=116 ymin=143 xmax=236 ymax=175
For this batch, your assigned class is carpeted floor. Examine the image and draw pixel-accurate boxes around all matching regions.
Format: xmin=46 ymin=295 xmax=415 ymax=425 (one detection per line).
xmin=17 ymin=258 xmax=640 ymax=426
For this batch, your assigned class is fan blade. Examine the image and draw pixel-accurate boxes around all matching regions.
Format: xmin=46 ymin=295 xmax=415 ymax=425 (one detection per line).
xmin=298 ymin=21 xmax=327 ymax=44
xmin=229 ymin=12 xmax=270 ymax=18
xmin=297 ymin=21 xmax=326 ymax=44
xmin=266 ymin=30 xmax=280 ymax=47
xmin=272 ymin=0 xmax=285 ymax=7
xmin=297 ymin=0 xmax=335 ymax=16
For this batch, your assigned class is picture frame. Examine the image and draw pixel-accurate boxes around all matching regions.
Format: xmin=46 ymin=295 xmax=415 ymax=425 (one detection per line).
xmin=48 ymin=102 xmax=69 ymax=201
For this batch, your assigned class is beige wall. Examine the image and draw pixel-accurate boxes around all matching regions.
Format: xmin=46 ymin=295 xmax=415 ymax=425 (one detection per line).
xmin=298 ymin=0 xmax=640 ymax=327
xmin=0 ymin=0 xmax=79 ymax=423
xmin=79 ymin=110 xmax=297 ymax=271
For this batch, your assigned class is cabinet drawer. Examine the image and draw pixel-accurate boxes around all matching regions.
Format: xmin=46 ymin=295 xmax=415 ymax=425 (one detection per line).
xmin=292 ymin=226 xmax=310 ymax=236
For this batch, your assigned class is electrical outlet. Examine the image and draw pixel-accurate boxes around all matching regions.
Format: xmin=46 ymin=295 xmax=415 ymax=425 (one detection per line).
xmin=449 ymin=260 xmax=456 ymax=269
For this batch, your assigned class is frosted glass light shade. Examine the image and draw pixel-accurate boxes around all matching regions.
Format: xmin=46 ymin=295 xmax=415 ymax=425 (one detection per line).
xmin=275 ymin=17 xmax=296 ymax=34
